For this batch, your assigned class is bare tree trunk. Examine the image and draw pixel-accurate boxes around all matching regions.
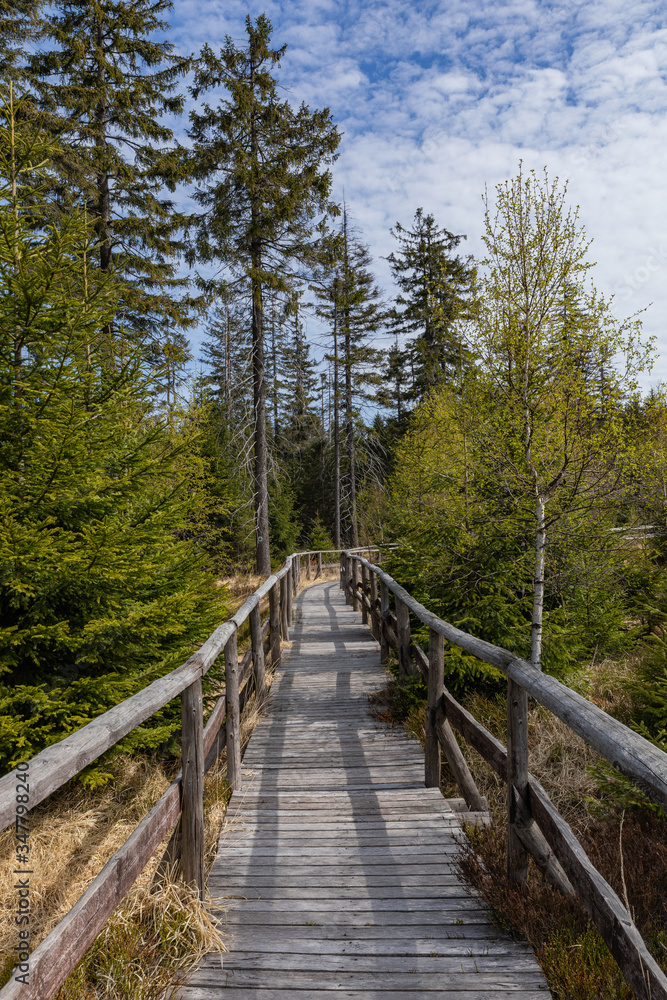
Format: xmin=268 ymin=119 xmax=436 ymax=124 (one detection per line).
xmin=251 ymin=255 xmax=271 ymax=575
xmin=531 ymin=496 xmax=546 ymax=671
xmin=271 ymin=299 xmax=279 ymax=446
xmin=333 ymin=287 xmax=341 ymax=548
xmin=342 ymin=208 xmax=358 ymax=547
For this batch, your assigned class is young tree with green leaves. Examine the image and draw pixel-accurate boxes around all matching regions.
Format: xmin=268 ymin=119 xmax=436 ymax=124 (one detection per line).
xmin=26 ymin=0 xmax=193 ymax=346
xmin=468 ymin=165 xmax=653 ymax=669
xmin=186 ymin=14 xmax=340 ymax=573
xmin=386 ymin=207 xmax=473 ymax=404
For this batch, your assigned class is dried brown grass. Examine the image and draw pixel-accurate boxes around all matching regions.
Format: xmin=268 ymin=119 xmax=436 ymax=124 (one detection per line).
xmin=370 ymin=651 xmax=667 ymax=998
xmin=0 ymin=571 xmax=286 ymax=997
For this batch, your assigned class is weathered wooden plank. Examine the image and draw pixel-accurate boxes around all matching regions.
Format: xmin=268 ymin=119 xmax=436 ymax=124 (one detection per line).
xmin=225 ymin=630 xmax=241 ymax=790
xmin=507 ymin=678 xmax=529 ymax=884
xmin=0 ymin=780 xmax=180 ymax=1000
xmin=425 ymin=628 xmax=443 ymax=787
xmin=180 ymin=677 xmax=205 ymax=896
xmin=176 ymin=990 xmax=549 ymax=1000
xmin=269 ymin=580 xmax=281 ymax=668
xmin=249 ymin=603 xmax=266 ymax=703
xmin=529 ymin=777 xmax=667 ymax=1000
xmin=352 ymin=555 xmax=667 ymax=811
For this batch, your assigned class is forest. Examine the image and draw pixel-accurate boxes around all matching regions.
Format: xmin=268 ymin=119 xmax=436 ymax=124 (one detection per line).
xmin=2 ymin=2 xmax=667 ymax=772
xmin=2 ymin=3 xmax=667 ymax=999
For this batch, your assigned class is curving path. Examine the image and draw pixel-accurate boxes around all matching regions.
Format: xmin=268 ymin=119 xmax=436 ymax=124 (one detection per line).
xmin=177 ymin=580 xmax=551 ymax=999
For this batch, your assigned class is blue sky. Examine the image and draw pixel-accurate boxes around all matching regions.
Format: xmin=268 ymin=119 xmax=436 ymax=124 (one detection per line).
xmin=169 ymin=0 xmax=667 ymax=386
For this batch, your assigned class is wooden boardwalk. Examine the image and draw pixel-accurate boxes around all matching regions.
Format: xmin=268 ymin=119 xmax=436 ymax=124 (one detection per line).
xmin=178 ymin=580 xmax=551 ymax=999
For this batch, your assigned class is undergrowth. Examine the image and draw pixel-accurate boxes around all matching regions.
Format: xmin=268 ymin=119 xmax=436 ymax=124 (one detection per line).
xmin=369 ymin=651 xmax=667 ymax=999
xmin=0 ymin=573 xmax=288 ymax=999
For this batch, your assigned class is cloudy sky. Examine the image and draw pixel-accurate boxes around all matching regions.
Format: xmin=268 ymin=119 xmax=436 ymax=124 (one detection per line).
xmin=170 ymin=0 xmax=667 ymax=387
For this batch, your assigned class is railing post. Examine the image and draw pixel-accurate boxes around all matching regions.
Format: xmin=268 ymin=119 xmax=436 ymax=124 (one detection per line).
xmin=317 ymin=551 xmax=323 ymax=578
xmin=287 ymin=564 xmax=293 ymax=625
xmin=380 ymin=579 xmax=389 ymax=665
xmin=280 ymin=573 xmax=289 ymax=638
xmin=351 ymin=557 xmax=359 ymax=611
xmin=507 ymin=678 xmax=529 ymax=883
xmin=250 ymin=602 xmax=266 ymax=703
xmin=426 ymin=629 xmax=443 ymax=787
xmin=292 ymin=559 xmax=297 ymax=598
xmin=180 ymin=675 xmax=205 ymax=897
xmin=269 ymin=580 xmax=281 ymax=668
xmin=225 ymin=629 xmax=241 ymax=790
xmin=306 ymin=552 xmax=311 ymax=580
xmin=339 ymin=552 xmax=344 ymax=591
xmin=360 ymin=563 xmax=368 ymax=625
xmin=369 ymin=570 xmax=378 ymax=641
xmin=344 ymin=553 xmax=351 ymax=605
xmin=396 ymin=596 xmax=411 ymax=680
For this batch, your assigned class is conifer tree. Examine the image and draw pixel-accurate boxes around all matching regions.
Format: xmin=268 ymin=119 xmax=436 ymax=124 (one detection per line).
xmin=186 ymin=14 xmax=340 ymax=573
xmin=313 ymin=210 xmax=383 ymax=546
xmin=386 ymin=208 xmax=473 ymax=404
xmin=0 ymin=1 xmax=40 ymax=82
xmin=26 ymin=0 xmax=192 ymax=346
xmin=0 ymin=92 xmax=224 ymax=774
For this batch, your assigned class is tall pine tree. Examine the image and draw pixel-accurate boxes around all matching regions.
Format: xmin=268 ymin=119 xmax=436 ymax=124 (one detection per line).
xmin=186 ymin=15 xmax=339 ymax=573
xmin=386 ymin=208 xmax=473 ymax=404
xmin=26 ymin=0 xmax=193 ymax=347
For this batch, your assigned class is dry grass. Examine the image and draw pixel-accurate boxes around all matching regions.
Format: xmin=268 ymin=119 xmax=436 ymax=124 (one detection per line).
xmin=370 ymin=651 xmax=667 ymax=999
xmin=0 ymin=573 xmax=287 ymax=997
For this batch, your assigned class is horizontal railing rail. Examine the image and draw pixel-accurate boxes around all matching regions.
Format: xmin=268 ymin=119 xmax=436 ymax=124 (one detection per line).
xmin=341 ymin=549 xmax=667 ymax=1000
xmin=0 ymin=546 xmax=387 ymax=1000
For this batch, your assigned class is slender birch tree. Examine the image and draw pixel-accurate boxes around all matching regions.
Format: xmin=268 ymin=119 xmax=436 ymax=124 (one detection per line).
xmin=469 ymin=165 xmax=652 ymax=669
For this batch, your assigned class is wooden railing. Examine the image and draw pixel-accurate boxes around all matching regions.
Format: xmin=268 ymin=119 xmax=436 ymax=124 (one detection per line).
xmin=0 ymin=547 xmax=385 ymax=1000
xmin=341 ymin=550 xmax=667 ymax=1000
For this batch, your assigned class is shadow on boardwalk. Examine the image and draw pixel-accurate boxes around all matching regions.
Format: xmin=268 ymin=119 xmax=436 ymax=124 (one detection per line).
xmin=175 ymin=581 xmax=551 ymax=999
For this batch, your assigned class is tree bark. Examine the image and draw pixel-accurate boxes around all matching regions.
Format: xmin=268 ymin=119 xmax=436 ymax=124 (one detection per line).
xmin=250 ymin=54 xmax=271 ymax=576
xmin=342 ymin=209 xmax=358 ymax=547
xmin=333 ymin=282 xmax=341 ymax=548
xmin=531 ymin=496 xmax=546 ymax=671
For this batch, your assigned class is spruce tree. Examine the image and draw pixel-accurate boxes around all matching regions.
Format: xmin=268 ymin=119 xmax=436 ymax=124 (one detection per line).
xmin=185 ymin=14 xmax=340 ymax=573
xmin=386 ymin=208 xmax=473 ymax=404
xmin=0 ymin=92 xmax=225 ymax=775
xmin=0 ymin=1 xmax=40 ymax=82
xmin=313 ymin=209 xmax=383 ymax=546
xmin=26 ymin=0 xmax=193 ymax=347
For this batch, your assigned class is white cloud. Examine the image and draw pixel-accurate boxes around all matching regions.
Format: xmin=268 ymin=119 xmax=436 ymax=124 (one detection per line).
xmin=170 ymin=0 xmax=667 ymax=386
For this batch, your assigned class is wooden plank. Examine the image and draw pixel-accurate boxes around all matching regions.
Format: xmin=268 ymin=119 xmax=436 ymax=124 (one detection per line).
xmin=249 ymin=603 xmax=266 ymax=703
xmin=507 ymin=678 xmax=529 ymax=883
xmin=425 ymin=628 xmax=443 ymax=787
xmin=225 ymin=630 xmax=241 ymax=790
xmin=529 ymin=777 xmax=667 ymax=1000
xmin=180 ymin=677 xmax=205 ymax=896
xmin=280 ymin=574 xmax=289 ymax=639
xmin=395 ymin=596 xmax=411 ymax=680
xmin=0 ymin=780 xmax=180 ymax=1000
xmin=269 ymin=581 xmax=281 ymax=668
xmin=353 ymin=555 xmax=667 ymax=812
xmin=177 ymin=990 xmax=550 ymax=1000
